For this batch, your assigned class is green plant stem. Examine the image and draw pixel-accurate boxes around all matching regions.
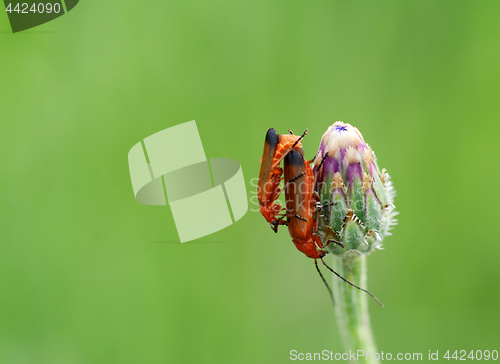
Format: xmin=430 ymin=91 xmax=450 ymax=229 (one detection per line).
xmin=331 ymin=254 xmax=379 ymax=364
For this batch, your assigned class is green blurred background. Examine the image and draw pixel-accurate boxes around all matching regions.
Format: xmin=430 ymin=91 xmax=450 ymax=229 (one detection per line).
xmin=1 ymin=1 xmax=499 ymax=363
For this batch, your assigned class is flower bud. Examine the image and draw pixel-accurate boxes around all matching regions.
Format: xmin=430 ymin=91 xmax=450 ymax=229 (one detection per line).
xmin=313 ymin=122 xmax=397 ymax=257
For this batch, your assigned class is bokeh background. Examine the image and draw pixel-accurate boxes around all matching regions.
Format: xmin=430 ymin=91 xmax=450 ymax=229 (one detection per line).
xmin=1 ymin=1 xmax=499 ymax=363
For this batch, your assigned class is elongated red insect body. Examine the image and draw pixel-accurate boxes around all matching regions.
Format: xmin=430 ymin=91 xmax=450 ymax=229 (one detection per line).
xmin=258 ymin=128 xmax=305 ymax=232
xmin=259 ymin=132 xmax=383 ymax=306
xmin=283 ymin=150 xmax=326 ymax=259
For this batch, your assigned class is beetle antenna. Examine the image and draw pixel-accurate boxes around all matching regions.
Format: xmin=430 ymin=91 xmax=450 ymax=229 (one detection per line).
xmin=316 ymin=152 xmax=329 ymax=171
xmin=320 ymin=258 xmax=383 ymax=307
xmin=289 ymin=129 xmax=308 ymax=151
xmin=314 ymin=259 xmax=334 ymax=306
xmin=313 ymin=152 xmax=329 ymax=186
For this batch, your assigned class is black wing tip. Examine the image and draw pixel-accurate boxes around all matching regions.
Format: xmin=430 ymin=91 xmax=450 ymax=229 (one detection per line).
xmin=265 ymin=128 xmax=279 ymax=147
xmin=284 ymin=149 xmax=305 ymax=167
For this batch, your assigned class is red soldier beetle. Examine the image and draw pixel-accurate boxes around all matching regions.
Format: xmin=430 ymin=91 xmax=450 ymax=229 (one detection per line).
xmin=257 ymin=127 xmax=308 ymax=232
xmin=283 ymin=150 xmax=383 ymax=306
xmin=283 ymin=149 xmax=326 ymax=260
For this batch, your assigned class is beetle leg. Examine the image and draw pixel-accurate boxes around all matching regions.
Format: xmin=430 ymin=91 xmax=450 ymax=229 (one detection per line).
xmin=312 ymin=233 xmax=328 ymax=249
xmin=294 ymin=214 xmax=308 ymax=222
xmin=271 ymin=217 xmax=288 ymax=233
xmin=327 ymin=239 xmax=345 ymax=248
xmin=317 ymin=201 xmax=336 ymax=215
xmin=307 ymin=151 xmax=318 ymax=164
xmin=275 ymin=172 xmax=305 ymax=197
xmin=288 ymin=172 xmax=305 ymax=184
